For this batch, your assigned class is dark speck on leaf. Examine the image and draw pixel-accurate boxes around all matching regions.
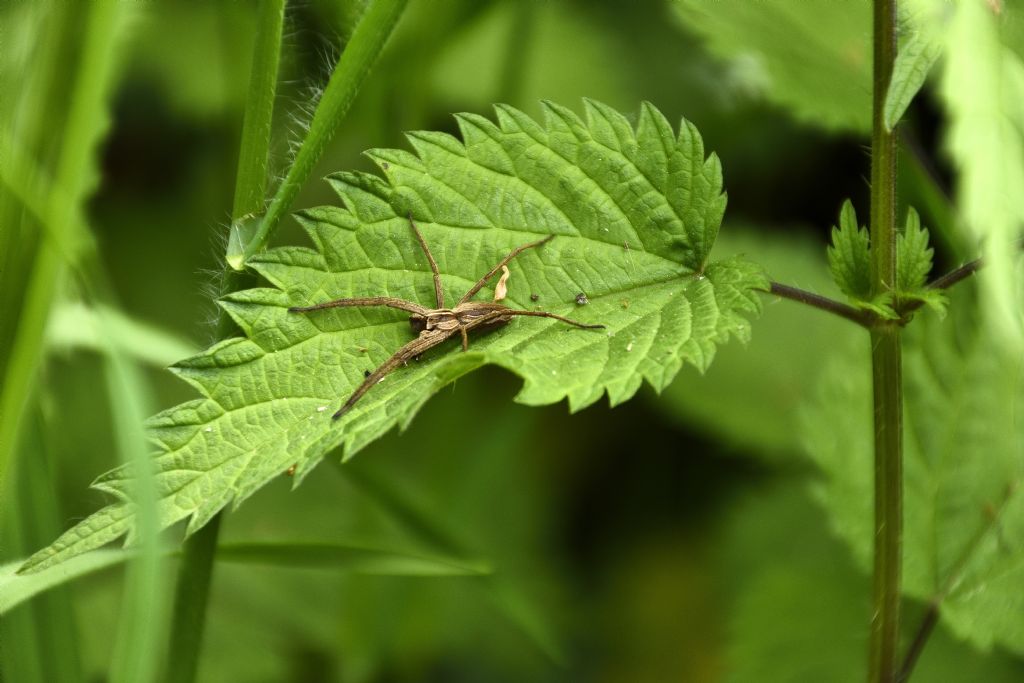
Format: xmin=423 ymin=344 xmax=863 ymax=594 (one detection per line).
xmin=364 ymin=369 xmax=372 ymax=378
xmin=575 ymin=292 xmax=589 ymax=305
xmin=381 ymin=161 xmax=390 ymax=170
xmin=530 ymin=293 xmax=539 ymax=302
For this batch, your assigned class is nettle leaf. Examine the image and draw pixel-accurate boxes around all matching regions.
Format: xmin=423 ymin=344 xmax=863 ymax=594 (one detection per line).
xmin=827 ymin=200 xmax=872 ymax=301
xmin=828 ymin=201 xmax=943 ymax=319
xmin=883 ymin=23 xmax=941 ymax=132
xmin=802 ymin=297 xmax=1024 ymax=655
xmin=897 ymin=207 xmax=932 ymax=292
xmin=22 ymin=101 xmax=767 ymax=573
xmin=897 ymin=207 xmax=946 ymax=314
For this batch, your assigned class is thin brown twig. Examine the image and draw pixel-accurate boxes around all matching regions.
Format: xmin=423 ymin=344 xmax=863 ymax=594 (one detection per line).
xmin=897 ymin=481 xmax=1019 ymax=682
xmin=896 ymin=601 xmax=940 ymax=683
xmin=765 ymin=282 xmax=874 ymax=327
xmin=926 ymin=257 xmax=983 ymax=291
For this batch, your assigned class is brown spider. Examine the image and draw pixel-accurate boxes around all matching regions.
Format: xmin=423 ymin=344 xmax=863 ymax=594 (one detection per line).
xmin=289 ymin=215 xmax=605 ymax=419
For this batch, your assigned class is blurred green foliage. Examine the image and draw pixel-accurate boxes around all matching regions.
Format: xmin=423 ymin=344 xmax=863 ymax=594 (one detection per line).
xmin=2 ymin=1 xmax=1022 ymax=682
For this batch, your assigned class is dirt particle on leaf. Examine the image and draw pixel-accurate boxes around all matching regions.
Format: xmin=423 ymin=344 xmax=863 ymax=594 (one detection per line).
xmin=530 ymin=293 xmax=539 ymax=302
xmin=575 ymin=292 xmax=589 ymax=305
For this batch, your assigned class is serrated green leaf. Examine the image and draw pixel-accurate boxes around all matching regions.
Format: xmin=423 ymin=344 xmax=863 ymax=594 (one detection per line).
xmin=884 ymin=29 xmax=941 ymax=131
xmin=802 ymin=296 xmax=1024 ymax=655
xmin=896 ymin=206 xmax=947 ymax=314
xmin=827 ymin=199 xmax=872 ymax=301
xmin=22 ymin=101 xmax=767 ymax=573
xmin=897 ymin=207 xmax=933 ymax=292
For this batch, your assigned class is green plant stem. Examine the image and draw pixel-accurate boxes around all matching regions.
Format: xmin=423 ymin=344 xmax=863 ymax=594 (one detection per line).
xmin=164 ymin=514 xmax=222 ymax=683
xmin=232 ymin=0 xmax=286 ymax=219
xmin=868 ymin=0 xmax=902 ymax=681
xmin=236 ymin=0 xmax=409 ymax=267
xmin=164 ymin=1 xmax=285 ymax=681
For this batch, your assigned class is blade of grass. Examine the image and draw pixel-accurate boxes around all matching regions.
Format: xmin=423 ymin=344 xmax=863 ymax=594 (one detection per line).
xmin=1 ymin=405 xmax=85 ymax=683
xmin=0 ymin=0 xmax=117 ymax=536
xmin=21 ymin=3 xmax=170 ymax=682
xmin=10 ymin=1 xmax=172 ymax=680
xmin=0 ymin=7 xmax=94 ymax=683
xmin=46 ymin=301 xmax=197 ymax=367
xmin=95 ymin=287 xmax=167 ymax=683
xmin=215 ymin=542 xmax=492 ymax=576
xmin=0 ymin=3 xmax=124 ymax=680
xmin=0 ymin=3 xmax=79 ymax=377
xmin=0 ymin=550 xmax=133 ymax=616
xmin=230 ymin=0 xmax=410 ymax=268
xmin=0 ymin=541 xmax=488 ymax=616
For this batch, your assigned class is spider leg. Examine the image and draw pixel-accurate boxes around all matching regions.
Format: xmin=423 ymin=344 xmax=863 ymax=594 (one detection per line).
xmin=333 ymin=327 xmax=457 ymax=419
xmin=458 ymin=235 xmax=555 ymax=305
xmin=455 ymin=307 xmax=603 ymax=352
xmin=407 ymin=214 xmax=445 ymax=309
xmin=502 ymin=309 xmax=605 ymax=329
xmin=289 ymin=296 xmax=430 ymax=316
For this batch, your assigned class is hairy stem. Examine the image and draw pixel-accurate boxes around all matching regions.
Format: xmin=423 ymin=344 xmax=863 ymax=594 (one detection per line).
xmin=164 ymin=1 xmax=285 ymax=681
xmin=869 ymin=0 xmax=903 ymax=681
xmin=236 ymin=0 xmax=409 ymax=267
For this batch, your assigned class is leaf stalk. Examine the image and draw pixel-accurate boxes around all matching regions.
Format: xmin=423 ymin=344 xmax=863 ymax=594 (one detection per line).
xmin=766 ymin=282 xmax=874 ymax=327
